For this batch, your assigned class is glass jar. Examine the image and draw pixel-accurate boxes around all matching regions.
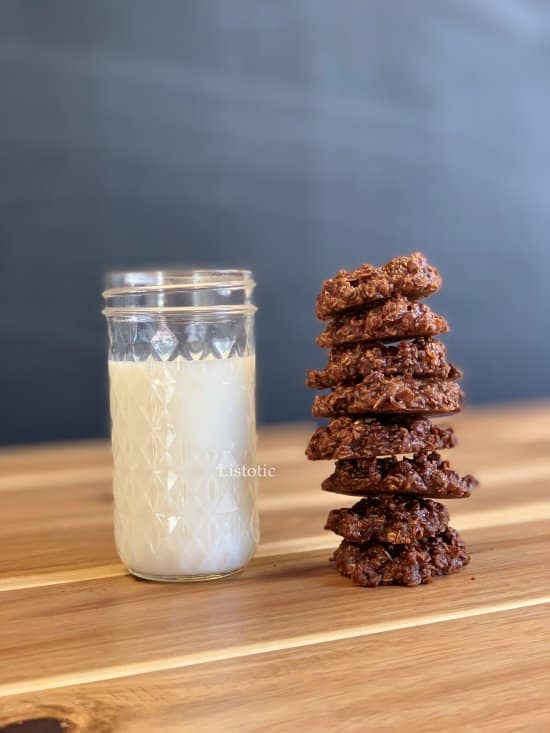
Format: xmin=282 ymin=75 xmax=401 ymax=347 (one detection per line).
xmin=102 ymin=269 xmax=258 ymax=582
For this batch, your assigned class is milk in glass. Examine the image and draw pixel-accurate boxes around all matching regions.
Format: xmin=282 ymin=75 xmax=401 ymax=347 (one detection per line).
xmin=108 ymin=355 xmax=258 ymax=579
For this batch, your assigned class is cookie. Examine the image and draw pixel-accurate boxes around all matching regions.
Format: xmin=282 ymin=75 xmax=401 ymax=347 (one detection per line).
xmin=331 ymin=528 xmax=469 ymax=587
xmin=311 ymin=373 xmax=463 ymax=417
xmin=322 ymin=451 xmax=477 ymax=498
xmin=325 ymin=496 xmax=449 ymax=544
xmin=307 ymin=338 xmax=462 ymax=389
xmin=316 ymin=297 xmax=449 ymax=348
xmin=316 ymin=251 xmax=442 ymax=320
xmin=306 ymin=416 xmax=457 ymax=461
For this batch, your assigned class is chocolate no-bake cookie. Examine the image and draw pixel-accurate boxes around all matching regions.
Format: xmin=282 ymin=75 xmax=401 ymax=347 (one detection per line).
xmin=322 ymin=451 xmax=478 ymax=498
xmin=325 ymin=496 xmax=449 ymax=544
xmin=316 ymin=251 xmax=442 ymax=320
xmin=306 ymin=416 xmax=457 ymax=460
xmin=316 ymin=297 xmax=449 ymax=348
xmin=312 ymin=373 xmax=463 ymax=417
xmin=307 ymin=338 xmax=462 ymax=388
xmin=307 ymin=251 xmax=475 ymax=589
xmin=331 ymin=528 xmax=469 ymax=587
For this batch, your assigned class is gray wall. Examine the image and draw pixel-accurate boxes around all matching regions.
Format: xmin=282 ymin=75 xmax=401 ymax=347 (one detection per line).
xmin=1 ymin=0 xmax=550 ymax=444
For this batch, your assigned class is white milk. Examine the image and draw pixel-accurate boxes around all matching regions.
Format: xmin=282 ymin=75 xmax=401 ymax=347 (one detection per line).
xmin=108 ymin=356 xmax=258 ymax=579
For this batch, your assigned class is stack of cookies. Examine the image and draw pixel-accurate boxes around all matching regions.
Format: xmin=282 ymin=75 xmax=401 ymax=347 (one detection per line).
xmin=306 ymin=252 xmax=478 ymax=587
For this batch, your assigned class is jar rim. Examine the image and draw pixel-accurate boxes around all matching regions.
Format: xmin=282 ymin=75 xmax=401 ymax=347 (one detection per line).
xmin=103 ymin=268 xmax=254 ymax=296
xmin=102 ymin=268 xmax=256 ymax=317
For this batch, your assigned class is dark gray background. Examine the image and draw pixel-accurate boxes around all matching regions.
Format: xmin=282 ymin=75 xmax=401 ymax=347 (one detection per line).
xmin=1 ymin=0 xmax=549 ymax=445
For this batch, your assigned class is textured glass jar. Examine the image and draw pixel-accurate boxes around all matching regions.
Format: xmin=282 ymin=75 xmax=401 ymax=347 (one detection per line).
xmin=102 ymin=270 xmax=258 ymax=582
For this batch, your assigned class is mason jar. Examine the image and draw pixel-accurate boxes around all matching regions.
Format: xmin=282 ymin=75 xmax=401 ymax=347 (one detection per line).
xmin=102 ymin=269 xmax=258 ymax=582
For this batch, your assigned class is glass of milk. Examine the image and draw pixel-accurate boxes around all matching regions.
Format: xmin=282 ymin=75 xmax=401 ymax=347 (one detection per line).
xmin=102 ymin=270 xmax=258 ymax=582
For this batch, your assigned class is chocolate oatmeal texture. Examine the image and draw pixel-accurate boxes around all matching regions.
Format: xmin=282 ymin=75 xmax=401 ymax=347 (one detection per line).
xmin=306 ymin=416 xmax=457 ymax=461
xmin=322 ymin=452 xmax=478 ymax=499
xmin=316 ymin=251 xmax=442 ymax=320
xmin=316 ymin=297 xmax=449 ymax=348
xmin=325 ymin=496 xmax=450 ymax=544
xmin=307 ymin=338 xmax=462 ymax=389
xmin=311 ymin=374 xmax=463 ymax=417
xmin=331 ymin=529 xmax=469 ymax=587
xmin=306 ymin=251 xmax=477 ymax=588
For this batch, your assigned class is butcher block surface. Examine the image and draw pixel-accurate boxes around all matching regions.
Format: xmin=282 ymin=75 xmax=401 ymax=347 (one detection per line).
xmin=1 ymin=401 xmax=549 ymax=732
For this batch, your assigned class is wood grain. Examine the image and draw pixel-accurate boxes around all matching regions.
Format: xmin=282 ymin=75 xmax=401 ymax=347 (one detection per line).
xmin=1 ymin=518 xmax=549 ymax=696
xmin=0 ymin=401 xmax=549 ymax=730
xmin=2 ymin=604 xmax=549 ymax=733
xmin=2 ymin=437 xmax=549 ymax=590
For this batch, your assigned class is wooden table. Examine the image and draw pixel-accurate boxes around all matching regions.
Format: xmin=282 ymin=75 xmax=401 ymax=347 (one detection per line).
xmin=1 ymin=402 xmax=549 ymax=732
